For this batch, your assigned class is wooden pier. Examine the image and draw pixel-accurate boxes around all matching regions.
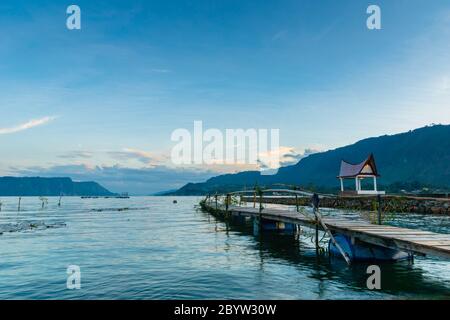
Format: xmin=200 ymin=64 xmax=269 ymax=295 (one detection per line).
xmin=202 ymin=202 xmax=450 ymax=260
xmin=241 ymin=195 xmax=450 ymax=215
xmin=230 ymin=206 xmax=450 ymax=259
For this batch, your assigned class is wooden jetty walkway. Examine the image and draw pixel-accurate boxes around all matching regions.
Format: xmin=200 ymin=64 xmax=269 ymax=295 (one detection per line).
xmin=201 ymin=188 xmax=450 ymax=262
xmin=225 ymin=206 xmax=450 ymax=260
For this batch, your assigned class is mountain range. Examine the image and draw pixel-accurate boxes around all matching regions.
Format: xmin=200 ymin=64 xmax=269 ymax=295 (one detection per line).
xmin=169 ymin=124 xmax=450 ymax=195
xmin=0 ymin=177 xmax=115 ymax=196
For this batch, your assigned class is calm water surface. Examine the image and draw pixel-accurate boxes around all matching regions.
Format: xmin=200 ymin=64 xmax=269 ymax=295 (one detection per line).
xmin=0 ymin=196 xmax=449 ymax=299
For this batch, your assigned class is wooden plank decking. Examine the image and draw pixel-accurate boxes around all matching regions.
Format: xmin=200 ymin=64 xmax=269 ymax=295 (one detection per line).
xmin=226 ymin=206 xmax=450 ymax=259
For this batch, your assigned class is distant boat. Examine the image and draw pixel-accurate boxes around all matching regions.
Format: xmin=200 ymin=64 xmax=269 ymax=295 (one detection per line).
xmin=116 ymin=192 xmax=130 ymax=199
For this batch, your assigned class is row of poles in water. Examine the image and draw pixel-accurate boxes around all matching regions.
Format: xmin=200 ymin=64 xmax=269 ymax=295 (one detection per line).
xmin=0 ymin=195 xmax=63 ymax=211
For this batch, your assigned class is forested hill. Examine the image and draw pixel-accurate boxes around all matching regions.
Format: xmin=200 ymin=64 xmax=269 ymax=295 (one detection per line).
xmin=0 ymin=177 xmax=115 ymax=196
xmin=170 ymin=124 xmax=450 ymax=195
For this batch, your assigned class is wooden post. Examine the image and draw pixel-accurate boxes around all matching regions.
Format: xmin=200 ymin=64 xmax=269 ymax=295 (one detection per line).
xmin=295 ymin=194 xmax=299 ymax=212
xmin=312 ymin=194 xmax=320 ymax=254
xmin=259 ymin=192 xmax=263 ymax=213
xmin=377 ymin=194 xmax=382 ymax=225
xmin=215 ymin=194 xmax=218 ymax=210
xmin=315 ymin=215 xmax=319 ymax=254
xmin=253 ymin=192 xmax=256 ymax=208
xmin=253 ymin=216 xmax=260 ymax=236
xmin=225 ymin=194 xmax=230 ymax=212
xmin=58 ymin=194 xmax=62 ymax=207
xmin=18 ymin=197 xmax=21 ymax=212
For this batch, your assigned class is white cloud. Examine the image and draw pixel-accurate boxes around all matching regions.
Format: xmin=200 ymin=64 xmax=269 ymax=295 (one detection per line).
xmin=0 ymin=116 xmax=56 ymax=135
xmin=257 ymin=146 xmax=323 ymax=170
xmin=123 ymin=148 xmax=154 ymax=163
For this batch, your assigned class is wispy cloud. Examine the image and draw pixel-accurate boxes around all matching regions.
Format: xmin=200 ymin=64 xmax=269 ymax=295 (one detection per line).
xmin=150 ymin=68 xmax=172 ymax=73
xmin=0 ymin=116 xmax=56 ymax=135
xmin=58 ymin=150 xmax=93 ymax=160
xmin=272 ymin=30 xmax=288 ymax=41
xmin=107 ymin=148 xmax=168 ymax=167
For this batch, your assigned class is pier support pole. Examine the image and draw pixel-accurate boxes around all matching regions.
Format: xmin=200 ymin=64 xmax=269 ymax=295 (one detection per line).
xmin=253 ymin=217 xmax=261 ymax=236
xmin=295 ymin=194 xmax=299 ymax=212
xmin=215 ymin=194 xmax=218 ymax=210
xmin=377 ymin=194 xmax=382 ymax=225
xmin=315 ymin=219 xmax=319 ymax=255
xmin=312 ymin=194 xmax=320 ymax=255
xmin=259 ymin=193 xmax=263 ymax=213
xmin=18 ymin=197 xmax=21 ymax=212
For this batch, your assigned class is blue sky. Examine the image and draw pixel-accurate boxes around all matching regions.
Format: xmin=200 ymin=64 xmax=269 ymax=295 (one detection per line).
xmin=1 ymin=0 xmax=450 ymax=194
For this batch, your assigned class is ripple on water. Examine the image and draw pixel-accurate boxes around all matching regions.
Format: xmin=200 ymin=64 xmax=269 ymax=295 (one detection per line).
xmin=0 ymin=196 xmax=449 ymax=299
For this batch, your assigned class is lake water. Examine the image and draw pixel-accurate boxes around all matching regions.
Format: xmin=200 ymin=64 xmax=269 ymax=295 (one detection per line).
xmin=0 ymin=196 xmax=449 ymax=299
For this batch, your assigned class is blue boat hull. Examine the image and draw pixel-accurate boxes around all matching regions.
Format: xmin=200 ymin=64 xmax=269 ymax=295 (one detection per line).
xmin=253 ymin=217 xmax=296 ymax=235
xmin=329 ymin=234 xmax=411 ymax=261
xmin=261 ymin=220 xmax=296 ymax=232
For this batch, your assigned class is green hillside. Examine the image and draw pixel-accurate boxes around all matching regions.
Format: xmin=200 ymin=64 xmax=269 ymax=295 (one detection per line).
xmin=170 ymin=124 xmax=450 ymax=195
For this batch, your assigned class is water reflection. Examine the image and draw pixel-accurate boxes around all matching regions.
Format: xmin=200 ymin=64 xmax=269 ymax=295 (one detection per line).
xmin=200 ymin=208 xmax=450 ymax=299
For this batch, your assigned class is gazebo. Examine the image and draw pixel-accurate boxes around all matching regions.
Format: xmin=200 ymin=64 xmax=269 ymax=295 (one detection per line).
xmin=337 ymin=154 xmax=385 ymax=195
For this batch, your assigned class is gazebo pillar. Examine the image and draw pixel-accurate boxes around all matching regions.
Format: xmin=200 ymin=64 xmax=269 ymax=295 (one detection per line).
xmin=373 ymin=176 xmax=377 ymax=191
xmin=355 ymin=177 xmax=359 ymax=191
xmin=340 ymin=178 xmax=344 ymax=192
